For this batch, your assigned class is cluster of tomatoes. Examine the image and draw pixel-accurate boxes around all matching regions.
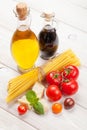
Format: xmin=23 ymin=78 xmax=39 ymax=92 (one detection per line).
xmin=45 ymin=65 xmax=79 ymax=114
xmin=17 ymin=65 xmax=79 ymax=115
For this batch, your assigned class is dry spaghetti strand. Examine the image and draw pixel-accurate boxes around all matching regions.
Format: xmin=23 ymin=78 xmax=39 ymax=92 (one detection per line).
xmin=6 ymin=49 xmax=80 ymax=103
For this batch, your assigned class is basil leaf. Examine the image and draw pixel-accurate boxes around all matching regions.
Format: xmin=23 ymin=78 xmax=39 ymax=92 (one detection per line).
xmin=26 ymin=90 xmax=38 ymax=105
xmin=33 ymin=102 xmax=44 ymax=115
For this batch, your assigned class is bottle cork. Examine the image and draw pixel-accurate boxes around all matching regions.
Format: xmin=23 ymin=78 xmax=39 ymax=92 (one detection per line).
xmin=16 ymin=2 xmax=29 ymax=20
xmin=41 ymin=12 xmax=55 ymax=21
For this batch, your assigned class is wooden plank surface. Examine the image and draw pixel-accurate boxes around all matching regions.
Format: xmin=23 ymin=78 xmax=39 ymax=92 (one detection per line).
xmin=0 ymin=0 xmax=87 ymax=32
xmin=0 ymin=107 xmax=38 ymax=130
xmin=0 ymin=0 xmax=87 ymax=130
xmin=68 ymin=0 xmax=87 ymax=8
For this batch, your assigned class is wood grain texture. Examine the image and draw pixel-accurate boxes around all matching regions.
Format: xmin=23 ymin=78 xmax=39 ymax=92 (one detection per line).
xmin=0 ymin=108 xmax=38 ymax=130
xmin=0 ymin=0 xmax=87 ymax=33
xmin=0 ymin=0 xmax=87 ymax=129
xmin=68 ymin=0 xmax=87 ymax=9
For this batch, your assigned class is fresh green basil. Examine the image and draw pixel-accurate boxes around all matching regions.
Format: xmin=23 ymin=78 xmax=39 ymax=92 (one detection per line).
xmin=26 ymin=90 xmax=44 ymax=115
xmin=33 ymin=102 xmax=44 ymax=115
xmin=26 ymin=90 xmax=38 ymax=105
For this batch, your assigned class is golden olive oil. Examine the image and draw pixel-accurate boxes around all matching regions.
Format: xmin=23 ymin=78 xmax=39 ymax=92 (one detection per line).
xmin=11 ymin=29 xmax=39 ymax=71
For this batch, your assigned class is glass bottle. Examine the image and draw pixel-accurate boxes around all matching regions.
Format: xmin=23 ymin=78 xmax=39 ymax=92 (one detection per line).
xmin=38 ymin=12 xmax=59 ymax=60
xmin=11 ymin=2 xmax=39 ymax=73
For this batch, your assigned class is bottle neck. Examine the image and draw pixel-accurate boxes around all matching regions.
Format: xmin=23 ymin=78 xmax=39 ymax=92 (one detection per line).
xmin=17 ymin=15 xmax=31 ymax=31
xmin=43 ymin=19 xmax=55 ymax=30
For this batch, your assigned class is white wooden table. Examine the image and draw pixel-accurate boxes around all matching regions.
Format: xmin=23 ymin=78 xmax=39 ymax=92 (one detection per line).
xmin=0 ymin=0 xmax=87 ymax=130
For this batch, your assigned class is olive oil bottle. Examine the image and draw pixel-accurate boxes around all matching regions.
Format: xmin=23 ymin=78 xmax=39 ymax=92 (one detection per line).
xmin=11 ymin=2 xmax=39 ymax=73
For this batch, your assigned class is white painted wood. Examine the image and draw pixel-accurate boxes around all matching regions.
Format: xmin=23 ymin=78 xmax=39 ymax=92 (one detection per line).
xmin=0 ymin=0 xmax=87 ymax=32
xmin=0 ymin=0 xmax=87 ymax=129
xmin=0 ymin=108 xmax=37 ymax=130
xmin=68 ymin=0 xmax=87 ymax=8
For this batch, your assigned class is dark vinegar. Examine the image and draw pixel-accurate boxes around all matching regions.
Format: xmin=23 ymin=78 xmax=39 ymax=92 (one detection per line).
xmin=38 ymin=25 xmax=59 ymax=59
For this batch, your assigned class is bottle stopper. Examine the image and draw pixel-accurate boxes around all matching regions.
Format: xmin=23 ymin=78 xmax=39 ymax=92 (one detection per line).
xmin=41 ymin=12 xmax=55 ymax=21
xmin=15 ymin=2 xmax=29 ymax=20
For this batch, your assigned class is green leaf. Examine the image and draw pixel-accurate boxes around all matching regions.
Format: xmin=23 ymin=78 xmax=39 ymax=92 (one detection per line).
xmin=65 ymin=68 xmax=71 ymax=75
xmin=54 ymin=74 xmax=59 ymax=78
xmin=26 ymin=90 xmax=38 ymax=105
xmin=33 ymin=102 xmax=44 ymax=115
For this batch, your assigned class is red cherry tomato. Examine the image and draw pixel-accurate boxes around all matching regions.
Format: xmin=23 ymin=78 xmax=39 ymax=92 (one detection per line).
xmin=46 ymin=85 xmax=62 ymax=101
xmin=60 ymin=79 xmax=79 ymax=95
xmin=62 ymin=65 xmax=79 ymax=80
xmin=46 ymin=71 xmax=62 ymax=86
xmin=17 ymin=104 xmax=28 ymax=115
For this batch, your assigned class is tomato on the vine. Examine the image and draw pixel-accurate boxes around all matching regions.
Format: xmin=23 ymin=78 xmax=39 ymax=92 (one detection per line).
xmin=17 ymin=104 xmax=28 ymax=115
xmin=46 ymin=85 xmax=62 ymax=101
xmin=46 ymin=71 xmax=62 ymax=86
xmin=61 ymin=65 xmax=79 ymax=80
xmin=60 ymin=79 xmax=79 ymax=95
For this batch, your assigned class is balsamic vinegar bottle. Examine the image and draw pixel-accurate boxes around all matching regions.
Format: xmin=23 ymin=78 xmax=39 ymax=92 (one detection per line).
xmin=38 ymin=12 xmax=59 ymax=60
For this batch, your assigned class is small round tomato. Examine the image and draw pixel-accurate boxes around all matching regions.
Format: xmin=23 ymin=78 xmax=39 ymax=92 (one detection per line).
xmin=46 ymin=85 xmax=62 ymax=101
xmin=52 ymin=103 xmax=62 ymax=114
xmin=60 ymin=79 xmax=79 ymax=95
xmin=46 ymin=71 xmax=62 ymax=86
xmin=62 ymin=65 xmax=79 ymax=80
xmin=17 ymin=104 xmax=28 ymax=115
xmin=64 ymin=97 xmax=75 ymax=110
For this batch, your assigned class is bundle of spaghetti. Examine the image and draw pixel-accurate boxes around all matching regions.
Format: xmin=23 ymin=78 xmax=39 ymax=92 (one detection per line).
xmin=42 ymin=49 xmax=80 ymax=74
xmin=6 ymin=68 xmax=39 ymax=103
xmin=6 ymin=49 xmax=80 ymax=103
